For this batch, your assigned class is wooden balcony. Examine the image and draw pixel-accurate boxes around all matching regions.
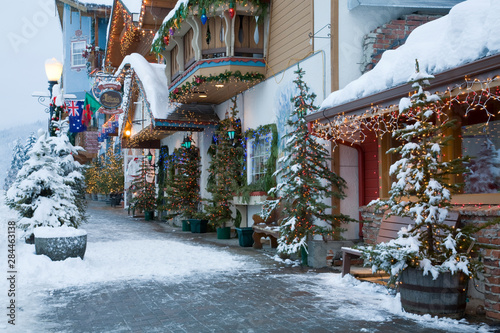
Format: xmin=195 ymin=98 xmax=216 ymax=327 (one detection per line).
xmin=156 ymin=1 xmax=268 ymax=104
xmin=169 ymin=57 xmax=265 ymax=104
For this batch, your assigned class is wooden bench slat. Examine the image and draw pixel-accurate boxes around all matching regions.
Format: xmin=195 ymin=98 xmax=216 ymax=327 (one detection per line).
xmin=342 ymin=211 xmax=461 ymax=277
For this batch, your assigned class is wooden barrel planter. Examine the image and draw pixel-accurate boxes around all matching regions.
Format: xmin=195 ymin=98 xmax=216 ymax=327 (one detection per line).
xmin=399 ymin=267 xmax=469 ymax=319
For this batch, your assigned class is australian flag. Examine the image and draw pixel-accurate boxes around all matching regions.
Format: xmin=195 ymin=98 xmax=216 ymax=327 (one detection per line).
xmin=66 ymin=100 xmax=86 ymax=133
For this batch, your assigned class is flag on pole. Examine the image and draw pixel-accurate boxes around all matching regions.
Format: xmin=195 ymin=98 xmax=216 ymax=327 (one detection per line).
xmin=67 ymin=100 xmax=85 ymax=132
xmin=83 ymin=92 xmax=101 ymax=127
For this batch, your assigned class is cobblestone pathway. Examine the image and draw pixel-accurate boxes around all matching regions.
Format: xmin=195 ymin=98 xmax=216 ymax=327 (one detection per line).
xmin=24 ymin=202 xmax=496 ymax=333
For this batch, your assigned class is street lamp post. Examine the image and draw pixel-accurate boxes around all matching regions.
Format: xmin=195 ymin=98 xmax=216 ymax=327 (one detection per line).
xmin=44 ymin=58 xmax=63 ymax=135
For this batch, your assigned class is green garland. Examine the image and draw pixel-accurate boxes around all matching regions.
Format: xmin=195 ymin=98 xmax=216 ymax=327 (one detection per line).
xmin=236 ymin=123 xmax=278 ymax=203
xmin=151 ymin=0 xmax=269 ymax=54
xmin=170 ymin=70 xmax=265 ymax=101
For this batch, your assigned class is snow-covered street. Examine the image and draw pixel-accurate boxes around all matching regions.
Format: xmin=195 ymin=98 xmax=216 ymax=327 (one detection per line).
xmin=0 ymin=199 xmax=495 ymax=332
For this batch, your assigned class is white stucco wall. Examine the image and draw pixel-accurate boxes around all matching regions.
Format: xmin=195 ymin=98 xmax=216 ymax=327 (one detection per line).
xmin=337 ymin=3 xmax=413 ymax=89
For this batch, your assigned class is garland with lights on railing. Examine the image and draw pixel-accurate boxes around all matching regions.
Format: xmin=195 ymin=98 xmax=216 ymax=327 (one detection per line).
xmin=312 ymin=75 xmax=500 ymax=150
xmin=151 ymin=0 xmax=269 ymax=54
xmin=235 ymin=123 xmax=278 ymax=203
xmin=169 ymin=70 xmax=265 ymax=101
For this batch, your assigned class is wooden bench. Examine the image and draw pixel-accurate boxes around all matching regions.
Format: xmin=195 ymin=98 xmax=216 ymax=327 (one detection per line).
xmin=341 ymin=211 xmax=460 ymax=277
xmin=252 ymin=200 xmax=283 ymax=249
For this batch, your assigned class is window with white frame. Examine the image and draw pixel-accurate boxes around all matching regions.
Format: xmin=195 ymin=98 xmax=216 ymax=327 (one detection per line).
xmin=247 ymin=134 xmax=272 ymax=184
xmin=71 ymin=40 xmax=87 ymax=68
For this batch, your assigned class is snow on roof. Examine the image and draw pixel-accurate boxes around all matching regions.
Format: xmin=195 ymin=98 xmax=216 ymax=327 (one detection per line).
xmin=120 ymin=0 xmax=142 ymax=14
xmin=73 ymin=0 xmax=113 ymax=6
xmin=153 ymin=0 xmax=190 ymax=41
xmin=319 ymin=0 xmax=500 ymax=111
xmin=117 ymin=53 xmax=174 ymax=119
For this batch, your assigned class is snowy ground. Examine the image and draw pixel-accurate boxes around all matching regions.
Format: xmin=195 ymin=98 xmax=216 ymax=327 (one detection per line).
xmin=0 ymin=195 xmax=495 ymax=332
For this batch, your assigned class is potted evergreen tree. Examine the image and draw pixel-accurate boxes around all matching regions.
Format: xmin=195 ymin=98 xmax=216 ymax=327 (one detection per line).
xmin=264 ymin=67 xmax=354 ymax=264
xmin=161 ymin=145 xmax=204 ymax=231
xmin=6 ymin=128 xmax=88 ymax=261
xmin=359 ymin=61 xmax=499 ymax=318
xmin=205 ymin=98 xmax=245 ymax=240
xmin=129 ymin=158 xmax=157 ymax=220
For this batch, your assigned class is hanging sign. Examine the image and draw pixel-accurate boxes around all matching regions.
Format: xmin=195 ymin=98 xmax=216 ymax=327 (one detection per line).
xmin=99 ymin=89 xmax=122 ymax=109
xmin=97 ymin=107 xmax=123 ymax=115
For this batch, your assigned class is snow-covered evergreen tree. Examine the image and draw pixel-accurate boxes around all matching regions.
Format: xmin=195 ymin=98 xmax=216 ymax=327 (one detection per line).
xmin=270 ymin=67 xmax=353 ymax=255
xmin=5 ymin=129 xmax=87 ymax=240
xmin=364 ymin=61 xmax=471 ymax=279
xmin=3 ymin=139 xmax=25 ymax=191
xmin=465 ymin=139 xmax=500 ymax=193
xmin=23 ymin=132 xmax=37 ymax=164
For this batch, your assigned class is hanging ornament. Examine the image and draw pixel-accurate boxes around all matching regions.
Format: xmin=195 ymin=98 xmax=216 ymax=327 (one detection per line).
xmin=163 ymin=35 xmax=169 ymax=45
xmin=228 ymin=1 xmax=235 ymax=19
xmin=201 ymin=8 xmax=207 ymax=25
xmin=169 ymin=27 xmax=175 ymax=36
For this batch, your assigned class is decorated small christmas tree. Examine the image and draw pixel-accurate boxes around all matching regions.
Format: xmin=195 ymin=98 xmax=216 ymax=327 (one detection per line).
xmin=205 ymin=98 xmax=244 ymax=228
xmin=362 ymin=60 xmax=478 ymax=280
xmin=6 ymin=129 xmax=87 ymax=241
xmin=270 ymin=67 xmax=353 ymax=255
xmin=162 ymin=145 xmax=201 ymax=219
xmin=129 ymin=158 xmax=156 ymax=214
xmin=3 ymin=139 xmax=25 ymax=191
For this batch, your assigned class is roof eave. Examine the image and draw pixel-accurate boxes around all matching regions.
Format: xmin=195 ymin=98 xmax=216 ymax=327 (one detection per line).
xmin=306 ymin=53 xmax=500 ymax=124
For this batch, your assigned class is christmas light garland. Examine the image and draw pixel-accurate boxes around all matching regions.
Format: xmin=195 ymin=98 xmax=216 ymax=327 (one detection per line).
xmin=312 ymin=76 xmax=500 ymax=150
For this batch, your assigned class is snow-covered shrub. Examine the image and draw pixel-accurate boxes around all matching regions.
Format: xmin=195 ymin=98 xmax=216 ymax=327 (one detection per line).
xmin=5 ymin=130 xmax=87 ymax=240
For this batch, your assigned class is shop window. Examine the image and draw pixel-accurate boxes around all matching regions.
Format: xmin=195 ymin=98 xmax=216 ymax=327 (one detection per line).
xmin=462 ymin=119 xmax=500 ymax=194
xmin=247 ymin=134 xmax=272 ymax=184
xmin=71 ymin=40 xmax=87 ymax=68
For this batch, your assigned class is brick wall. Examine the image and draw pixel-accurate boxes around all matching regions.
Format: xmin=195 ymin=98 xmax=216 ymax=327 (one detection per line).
xmin=360 ymin=204 xmax=500 ymax=320
xmin=360 ymin=14 xmax=441 ymax=74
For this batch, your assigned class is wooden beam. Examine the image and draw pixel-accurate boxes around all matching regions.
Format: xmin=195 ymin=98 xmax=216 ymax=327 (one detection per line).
xmin=331 ymin=0 xmax=339 ymax=92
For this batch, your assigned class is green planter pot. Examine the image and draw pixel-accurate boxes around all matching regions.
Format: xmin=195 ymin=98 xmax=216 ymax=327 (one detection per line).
xmin=145 ymin=211 xmax=154 ymax=221
xmin=236 ymin=227 xmax=254 ymax=247
xmin=190 ymin=219 xmax=208 ymax=233
xmin=301 ymin=246 xmax=308 ymax=266
xmin=217 ymin=226 xmax=231 ymax=239
xmin=181 ymin=220 xmax=191 ymax=231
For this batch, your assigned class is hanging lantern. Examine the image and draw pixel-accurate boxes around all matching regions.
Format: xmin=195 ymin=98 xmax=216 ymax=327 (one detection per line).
xmin=227 ymin=123 xmax=236 ymax=140
xmin=228 ymin=1 xmax=235 ymax=19
xmin=201 ymin=8 xmax=208 ymax=25
xmin=184 ymin=135 xmax=192 ymax=149
xmin=146 ymin=150 xmax=153 ymax=165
